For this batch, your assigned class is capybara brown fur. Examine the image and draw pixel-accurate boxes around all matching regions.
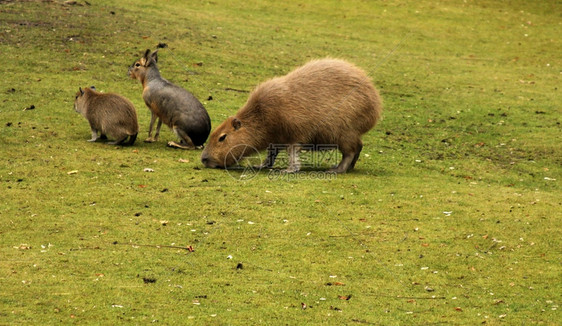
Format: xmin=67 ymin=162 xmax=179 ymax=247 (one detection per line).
xmin=74 ymin=87 xmax=139 ymax=146
xmin=128 ymin=49 xmax=211 ymax=149
xmin=201 ymin=58 xmax=382 ymax=173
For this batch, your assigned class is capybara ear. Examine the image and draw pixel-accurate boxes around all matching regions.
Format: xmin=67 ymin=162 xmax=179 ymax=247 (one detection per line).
xmin=232 ymin=118 xmax=242 ymax=130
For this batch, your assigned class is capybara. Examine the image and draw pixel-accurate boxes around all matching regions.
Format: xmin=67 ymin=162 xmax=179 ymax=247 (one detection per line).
xmin=74 ymin=86 xmax=139 ymax=146
xmin=201 ymin=58 xmax=382 ymax=173
xmin=128 ymin=49 xmax=211 ymax=149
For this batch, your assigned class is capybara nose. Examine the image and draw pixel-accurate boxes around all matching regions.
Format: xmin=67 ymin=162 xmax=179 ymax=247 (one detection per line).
xmin=201 ymin=154 xmax=209 ymax=166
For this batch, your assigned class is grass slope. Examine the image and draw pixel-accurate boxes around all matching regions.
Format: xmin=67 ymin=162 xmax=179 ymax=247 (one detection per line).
xmin=1 ymin=0 xmax=560 ymax=324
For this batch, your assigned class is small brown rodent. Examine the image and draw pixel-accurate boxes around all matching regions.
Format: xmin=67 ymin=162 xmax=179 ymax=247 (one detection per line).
xmin=74 ymin=87 xmax=139 ymax=146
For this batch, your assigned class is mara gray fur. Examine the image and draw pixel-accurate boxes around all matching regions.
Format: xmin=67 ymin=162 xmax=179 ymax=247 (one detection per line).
xmin=128 ymin=49 xmax=211 ymax=149
xmin=201 ymin=58 xmax=383 ymax=173
xmin=74 ymin=87 xmax=139 ymax=146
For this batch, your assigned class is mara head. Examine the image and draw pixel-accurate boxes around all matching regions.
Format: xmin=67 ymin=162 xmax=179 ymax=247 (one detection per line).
xmin=128 ymin=49 xmax=158 ymax=81
xmin=201 ymin=117 xmax=255 ymax=169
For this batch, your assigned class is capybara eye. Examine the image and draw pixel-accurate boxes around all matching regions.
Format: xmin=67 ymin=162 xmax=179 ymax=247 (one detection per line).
xmin=218 ymin=134 xmax=227 ymax=142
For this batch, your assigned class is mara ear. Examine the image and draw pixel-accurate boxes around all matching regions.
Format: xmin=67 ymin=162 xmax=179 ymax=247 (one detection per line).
xmin=142 ymin=49 xmax=152 ymax=66
xmin=79 ymin=87 xmax=84 ymax=95
xmin=151 ymin=50 xmax=158 ymax=63
xmin=143 ymin=49 xmax=151 ymax=60
xmin=232 ymin=118 xmax=242 ymax=130
xmin=90 ymin=86 xmax=96 ymax=91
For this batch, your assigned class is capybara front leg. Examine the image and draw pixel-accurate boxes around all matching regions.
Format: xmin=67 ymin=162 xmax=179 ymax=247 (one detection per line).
xmin=88 ymin=128 xmax=99 ymax=142
xmin=283 ymin=144 xmax=301 ymax=173
xmin=257 ymin=144 xmax=280 ymax=169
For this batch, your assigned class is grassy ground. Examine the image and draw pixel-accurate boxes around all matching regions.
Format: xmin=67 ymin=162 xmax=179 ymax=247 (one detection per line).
xmin=1 ymin=0 xmax=560 ymax=324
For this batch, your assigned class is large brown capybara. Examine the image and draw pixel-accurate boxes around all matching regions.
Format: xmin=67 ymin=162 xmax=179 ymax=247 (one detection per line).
xmin=200 ymin=58 xmax=383 ymax=173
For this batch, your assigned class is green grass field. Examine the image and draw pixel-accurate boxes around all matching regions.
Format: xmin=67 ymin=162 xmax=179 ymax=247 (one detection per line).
xmin=1 ymin=0 xmax=560 ymax=324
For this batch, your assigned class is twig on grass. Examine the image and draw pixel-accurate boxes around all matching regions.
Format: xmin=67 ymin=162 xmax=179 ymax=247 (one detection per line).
xmin=113 ymin=242 xmax=194 ymax=252
xmin=364 ymin=294 xmax=446 ymax=300
xmin=224 ymin=87 xmax=250 ymax=93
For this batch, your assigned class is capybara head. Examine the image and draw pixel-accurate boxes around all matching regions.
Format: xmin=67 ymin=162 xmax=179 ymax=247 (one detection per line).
xmin=74 ymin=86 xmax=94 ymax=114
xmin=128 ymin=49 xmax=158 ymax=81
xmin=201 ymin=117 xmax=256 ymax=168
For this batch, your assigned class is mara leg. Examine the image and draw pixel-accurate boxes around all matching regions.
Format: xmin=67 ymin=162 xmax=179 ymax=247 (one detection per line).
xmin=145 ymin=113 xmax=160 ymax=143
xmin=154 ymin=118 xmax=163 ymax=141
xmin=167 ymin=127 xmax=196 ymax=149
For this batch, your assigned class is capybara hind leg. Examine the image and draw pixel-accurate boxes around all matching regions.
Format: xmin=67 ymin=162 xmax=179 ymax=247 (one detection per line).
xmin=349 ymin=141 xmax=363 ymax=170
xmin=330 ymin=139 xmax=363 ymax=173
xmin=124 ymin=133 xmax=137 ymax=146
xmin=108 ymin=135 xmax=129 ymax=145
xmin=283 ymin=144 xmax=301 ymax=173
xmin=329 ymin=153 xmax=355 ymax=173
